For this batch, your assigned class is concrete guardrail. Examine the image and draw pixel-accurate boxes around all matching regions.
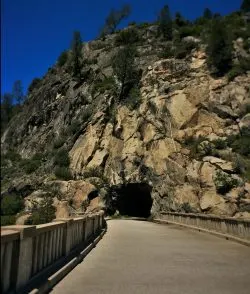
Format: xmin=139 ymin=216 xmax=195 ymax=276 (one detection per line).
xmin=155 ymin=212 xmax=250 ymax=246
xmin=1 ymin=211 xmax=105 ymax=294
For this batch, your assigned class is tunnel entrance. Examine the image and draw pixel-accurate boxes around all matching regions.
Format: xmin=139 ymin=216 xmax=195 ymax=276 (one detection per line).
xmin=113 ymin=183 xmax=153 ymax=218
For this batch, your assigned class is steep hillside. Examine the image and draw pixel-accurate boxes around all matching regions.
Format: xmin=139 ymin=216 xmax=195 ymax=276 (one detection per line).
xmin=1 ymin=15 xmax=250 ymax=224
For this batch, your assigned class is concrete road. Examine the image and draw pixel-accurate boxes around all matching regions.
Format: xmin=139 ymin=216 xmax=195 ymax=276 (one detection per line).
xmin=51 ymin=220 xmax=250 ymax=294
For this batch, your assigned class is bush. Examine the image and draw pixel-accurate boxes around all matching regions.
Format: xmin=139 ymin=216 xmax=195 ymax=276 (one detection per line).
xmin=83 ymin=167 xmax=104 ymax=178
xmin=227 ymin=58 xmax=250 ymax=81
xmin=178 ymin=25 xmax=202 ymax=38
xmin=158 ymin=43 xmax=174 ymax=59
xmin=138 ymin=22 xmax=150 ymax=29
xmin=1 ymin=193 xmax=24 ymax=215
xmin=123 ymin=87 xmax=141 ymax=110
xmin=5 ymin=151 xmax=21 ymax=162
xmin=231 ymin=135 xmax=250 ymax=156
xmin=179 ymin=203 xmax=196 ymax=213
xmin=214 ymin=170 xmax=239 ymax=194
xmin=82 ymin=107 xmax=93 ymax=122
xmin=28 ymin=78 xmax=42 ymax=93
xmin=1 ymin=215 xmax=16 ymax=226
xmin=115 ymin=28 xmax=140 ymax=45
xmin=128 ymin=21 xmax=136 ymax=26
xmin=227 ymin=66 xmax=244 ymax=81
xmin=68 ymin=120 xmax=81 ymax=135
xmin=174 ymin=41 xmax=197 ymax=59
xmin=184 ymin=136 xmax=213 ymax=158
xmin=212 ymin=138 xmax=227 ymax=149
xmin=57 ymin=51 xmax=68 ymax=67
xmin=54 ymin=148 xmax=70 ymax=167
xmin=206 ymin=19 xmax=233 ymax=75
xmin=54 ymin=166 xmax=72 ymax=180
xmin=25 ymin=196 xmax=56 ymax=225
xmin=53 ymin=136 xmax=65 ymax=149
xmin=92 ymin=76 xmax=116 ymax=94
xmin=21 ymin=159 xmax=40 ymax=174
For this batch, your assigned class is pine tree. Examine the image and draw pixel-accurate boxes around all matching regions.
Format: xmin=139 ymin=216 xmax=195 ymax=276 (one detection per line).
xmin=71 ymin=31 xmax=82 ymax=78
xmin=241 ymin=0 xmax=250 ymax=12
xmin=158 ymin=5 xmax=173 ymax=40
xmin=101 ymin=4 xmax=131 ymax=37
xmin=1 ymin=93 xmax=13 ymax=133
xmin=206 ymin=19 xmax=233 ymax=75
xmin=203 ymin=8 xmax=213 ymax=19
xmin=112 ymin=45 xmax=139 ymax=100
xmin=175 ymin=12 xmax=186 ymax=27
xmin=12 ymin=80 xmax=24 ymax=105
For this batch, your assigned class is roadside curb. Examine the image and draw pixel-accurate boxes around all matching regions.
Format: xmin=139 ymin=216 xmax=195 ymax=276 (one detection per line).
xmin=153 ymin=219 xmax=250 ymax=247
xmin=29 ymin=228 xmax=107 ymax=294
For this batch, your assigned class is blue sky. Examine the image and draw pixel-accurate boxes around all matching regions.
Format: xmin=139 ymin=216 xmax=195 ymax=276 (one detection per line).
xmin=1 ymin=0 xmax=242 ymax=96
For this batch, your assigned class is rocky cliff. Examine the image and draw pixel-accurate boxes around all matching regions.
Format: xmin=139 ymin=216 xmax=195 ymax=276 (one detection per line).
xmin=1 ymin=24 xmax=250 ymax=221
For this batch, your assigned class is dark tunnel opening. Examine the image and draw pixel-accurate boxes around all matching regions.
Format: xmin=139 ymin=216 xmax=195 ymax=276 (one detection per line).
xmin=113 ymin=183 xmax=153 ymax=218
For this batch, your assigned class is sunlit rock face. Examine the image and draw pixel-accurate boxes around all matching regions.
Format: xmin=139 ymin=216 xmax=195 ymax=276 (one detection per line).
xmin=2 ymin=24 xmax=250 ymax=219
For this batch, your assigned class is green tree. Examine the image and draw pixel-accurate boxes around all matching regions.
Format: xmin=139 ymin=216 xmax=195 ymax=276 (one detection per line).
xmin=241 ymin=0 xmax=250 ymax=12
xmin=175 ymin=12 xmax=186 ymax=27
xmin=25 ymin=195 xmax=56 ymax=225
xmin=112 ymin=46 xmax=140 ymax=101
xmin=203 ymin=8 xmax=213 ymax=19
xmin=1 ymin=93 xmax=13 ymax=133
xmin=101 ymin=4 xmax=131 ymax=37
xmin=12 ymin=80 xmax=24 ymax=105
xmin=57 ymin=51 xmax=68 ymax=67
xmin=158 ymin=5 xmax=173 ymax=40
xmin=206 ymin=19 xmax=233 ymax=75
xmin=1 ymin=193 xmax=24 ymax=216
xmin=71 ymin=31 xmax=83 ymax=78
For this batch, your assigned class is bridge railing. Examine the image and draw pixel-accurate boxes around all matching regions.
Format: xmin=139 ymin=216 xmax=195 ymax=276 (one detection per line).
xmin=1 ymin=211 xmax=105 ymax=294
xmin=158 ymin=212 xmax=250 ymax=241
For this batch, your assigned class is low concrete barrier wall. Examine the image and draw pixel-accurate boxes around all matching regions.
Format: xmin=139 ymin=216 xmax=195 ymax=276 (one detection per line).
xmin=1 ymin=212 xmax=105 ymax=294
xmin=157 ymin=212 xmax=250 ymax=242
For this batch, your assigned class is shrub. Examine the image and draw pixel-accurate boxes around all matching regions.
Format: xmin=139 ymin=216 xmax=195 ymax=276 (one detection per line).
xmin=83 ymin=167 xmax=104 ymax=178
xmin=158 ymin=43 xmax=174 ymax=59
xmin=82 ymin=107 xmax=93 ymax=122
xmin=184 ymin=136 xmax=213 ymax=158
xmin=233 ymin=155 xmax=246 ymax=174
xmin=68 ymin=120 xmax=81 ymax=135
xmin=54 ymin=166 xmax=72 ymax=180
xmin=123 ymin=87 xmax=141 ymax=110
xmin=227 ymin=57 xmax=250 ymax=82
xmin=214 ymin=170 xmax=239 ymax=194
xmin=115 ymin=28 xmax=140 ymax=45
xmin=1 ymin=193 xmax=24 ymax=215
xmin=20 ymin=159 xmax=40 ymax=174
xmin=178 ymin=25 xmax=202 ymax=38
xmin=53 ymin=136 xmax=65 ymax=149
xmin=54 ymin=148 xmax=70 ymax=167
xmin=128 ymin=21 xmax=136 ymax=26
xmin=28 ymin=78 xmax=42 ymax=93
xmin=138 ymin=22 xmax=150 ymax=29
xmin=174 ymin=41 xmax=197 ymax=59
xmin=57 ymin=51 xmax=68 ymax=67
xmin=92 ymin=76 xmax=116 ymax=94
xmin=1 ymin=215 xmax=16 ymax=226
xmin=212 ymin=138 xmax=227 ymax=149
xmin=206 ymin=19 xmax=233 ymax=75
xmin=179 ymin=203 xmax=196 ymax=213
xmin=227 ymin=66 xmax=244 ymax=81
xmin=25 ymin=196 xmax=56 ymax=225
xmin=3 ymin=151 xmax=21 ymax=162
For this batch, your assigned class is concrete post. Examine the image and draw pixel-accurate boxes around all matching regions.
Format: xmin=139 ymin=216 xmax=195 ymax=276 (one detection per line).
xmin=2 ymin=225 xmax=36 ymax=291
xmin=53 ymin=219 xmax=73 ymax=256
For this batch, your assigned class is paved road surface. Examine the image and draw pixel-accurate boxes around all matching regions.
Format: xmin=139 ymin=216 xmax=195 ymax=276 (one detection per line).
xmin=51 ymin=220 xmax=250 ymax=294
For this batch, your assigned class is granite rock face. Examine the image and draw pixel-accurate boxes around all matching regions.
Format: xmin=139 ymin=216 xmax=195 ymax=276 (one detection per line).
xmin=2 ymin=26 xmax=250 ymax=218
